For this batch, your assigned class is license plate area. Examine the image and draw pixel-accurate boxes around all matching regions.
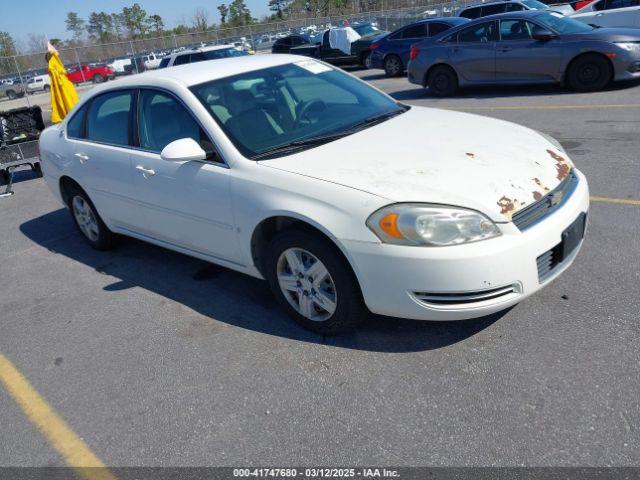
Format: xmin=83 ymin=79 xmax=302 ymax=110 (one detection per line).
xmin=559 ymin=212 xmax=587 ymax=262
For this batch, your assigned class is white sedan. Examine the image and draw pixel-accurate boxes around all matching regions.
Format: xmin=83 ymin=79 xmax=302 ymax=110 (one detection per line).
xmin=39 ymin=55 xmax=589 ymax=334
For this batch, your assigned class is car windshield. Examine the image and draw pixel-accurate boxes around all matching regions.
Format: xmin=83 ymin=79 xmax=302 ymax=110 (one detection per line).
xmin=522 ymin=0 xmax=549 ymax=9
xmin=191 ymin=61 xmax=405 ymax=159
xmin=353 ymin=24 xmax=380 ymax=36
xmin=535 ymin=11 xmax=595 ymax=33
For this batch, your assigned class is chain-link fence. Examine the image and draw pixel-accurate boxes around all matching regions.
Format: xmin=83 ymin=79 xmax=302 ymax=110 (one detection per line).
xmin=0 ymin=0 xmax=472 ymax=107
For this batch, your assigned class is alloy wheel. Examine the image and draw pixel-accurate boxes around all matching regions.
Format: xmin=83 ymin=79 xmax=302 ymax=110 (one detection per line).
xmin=72 ymin=196 xmax=99 ymax=242
xmin=276 ymin=248 xmax=337 ymax=322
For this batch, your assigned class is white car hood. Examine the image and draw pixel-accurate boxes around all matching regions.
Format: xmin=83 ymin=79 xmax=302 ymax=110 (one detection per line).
xmin=259 ymin=106 xmax=573 ymax=222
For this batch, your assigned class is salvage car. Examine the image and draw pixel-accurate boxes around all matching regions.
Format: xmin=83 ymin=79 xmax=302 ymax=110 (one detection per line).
xmin=290 ymin=23 xmax=387 ymax=68
xmin=571 ymin=0 xmax=640 ymax=28
xmin=67 ymin=63 xmax=115 ymax=84
xmin=39 ymin=55 xmax=589 ymax=333
xmin=408 ymin=10 xmax=640 ymax=95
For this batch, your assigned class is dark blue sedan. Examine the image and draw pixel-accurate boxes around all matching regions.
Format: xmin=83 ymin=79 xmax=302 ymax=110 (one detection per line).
xmin=370 ymin=17 xmax=470 ymax=76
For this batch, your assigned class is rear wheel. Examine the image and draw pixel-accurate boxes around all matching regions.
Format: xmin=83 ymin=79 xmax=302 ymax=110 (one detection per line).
xmin=6 ymin=90 xmax=16 ymax=100
xmin=43 ymin=84 xmax=50 ymax=93
xmin=361 ymin=51 xmax=372 ymax=69
xmin=427 ymin=65 xmax=458 ymax=97
xmin=67 ymin=185 xmax=115 ymax=250
xmin=92 ymin=73 xmax=105 ymax=84
xmin=567 ymin=54 xmax=612 ymax=92
xmin=265 ymin=229 xmax=367 ymax=334
xmin=384 ymin=54 xmax=403 ymax=77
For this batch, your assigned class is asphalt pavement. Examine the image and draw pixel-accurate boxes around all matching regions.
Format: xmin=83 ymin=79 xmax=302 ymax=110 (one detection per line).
xmin=0 ymin=69 xmax=639 ymax=468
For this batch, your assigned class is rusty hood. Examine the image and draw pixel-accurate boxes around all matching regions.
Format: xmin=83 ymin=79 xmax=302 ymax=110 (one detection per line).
xmin=259 ymin=106 xmax=572 ymax=222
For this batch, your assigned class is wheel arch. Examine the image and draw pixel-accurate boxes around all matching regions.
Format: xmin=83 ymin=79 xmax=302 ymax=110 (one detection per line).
xmin=249 ymin=214 xmax=363 ymax=295
xmin=59 ymin=175 xmax=84 ymax=206
xmin=563 ymin=51 xmax=614 ymax=84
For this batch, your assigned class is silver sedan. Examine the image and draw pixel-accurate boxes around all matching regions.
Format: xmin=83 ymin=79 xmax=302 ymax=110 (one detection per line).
xmin=407 ymin=10 xmax=640 ymax=96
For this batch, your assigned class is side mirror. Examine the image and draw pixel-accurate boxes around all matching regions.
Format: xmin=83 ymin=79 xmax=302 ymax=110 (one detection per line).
xmin=160 ymin=138 xmax=207 ymax=162
xmin=532 ymin=30 xmax=556 ymax=42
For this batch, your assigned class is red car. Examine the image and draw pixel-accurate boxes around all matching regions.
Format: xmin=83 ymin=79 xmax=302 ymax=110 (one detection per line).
xmin=66 ymin=64 xmax=115 ymax=84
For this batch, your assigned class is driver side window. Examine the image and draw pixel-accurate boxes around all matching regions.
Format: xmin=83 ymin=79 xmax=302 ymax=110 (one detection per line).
xmin=137 ymin=89 xmax=213 ymax=155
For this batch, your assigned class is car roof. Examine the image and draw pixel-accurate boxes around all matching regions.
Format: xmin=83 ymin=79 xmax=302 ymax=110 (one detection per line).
xmin=461 ymin=0 xmax=525 ymax=9
xmin=102 ymin=54 xmax=303 ymax=88
xmin=401 ymin=17 xmax=470 ymax=25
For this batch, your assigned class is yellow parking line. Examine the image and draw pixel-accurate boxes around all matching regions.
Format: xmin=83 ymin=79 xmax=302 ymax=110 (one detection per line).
xmin=0 ymin=353 xmax=117 ymax=480
xmin=442 ymin=104 xmax=640 ymax=111
xmin=590 ymin=196 xmax=640 ymax=206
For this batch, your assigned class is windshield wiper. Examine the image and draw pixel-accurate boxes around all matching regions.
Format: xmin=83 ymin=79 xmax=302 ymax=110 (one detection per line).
xmin=252 ymin=106 xmax=408 ymax=160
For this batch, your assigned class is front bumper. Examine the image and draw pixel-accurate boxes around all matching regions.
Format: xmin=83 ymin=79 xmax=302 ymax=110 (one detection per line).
xmin=342 ymin=169 xmax=590 ymax=321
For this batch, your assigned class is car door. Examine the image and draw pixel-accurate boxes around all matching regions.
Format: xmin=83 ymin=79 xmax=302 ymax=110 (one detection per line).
xmin=130 ymin=88 xmax=240 ymax=263
xmin=448 ymin=21 xmax=497 ymax=82
xmin=495 ymin=19 xmax=564 ymax=82
xmin=70 ymin=89 xmax=139 ymax=229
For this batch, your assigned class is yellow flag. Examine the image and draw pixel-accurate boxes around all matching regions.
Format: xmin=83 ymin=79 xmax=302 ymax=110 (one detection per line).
xmin=47 ymin=45 xmax=79 ymax=123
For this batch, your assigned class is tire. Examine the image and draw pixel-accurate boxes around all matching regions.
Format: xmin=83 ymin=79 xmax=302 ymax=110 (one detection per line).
xmin=6 ymin=90 xmax=16 ymax=100
xmin=92 ymin=74 xmax=105 ymax=84
xmin=33 ymin=162 xmax=43 ymax=178
xmin=361 ymin=51 xmax=372 ymax=69
xmin=66 ymin=185 xmax=115 ymax=250
xmin=566 ymin=53 xmax=612 ymax=92
xmin=384 ymin=54 xmax=403 ymax=77
xmin=265 ymin=228 xmax=368 ymax=334
xmin=427 ymin=64 xmax=458 ymax=97
xmin=43 ymin=84 xmax=50 ymax=93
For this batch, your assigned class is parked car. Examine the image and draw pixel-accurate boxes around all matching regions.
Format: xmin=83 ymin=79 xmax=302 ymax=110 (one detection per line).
xmin=0 ymin=81 xmax=25 ymax=100
xmin=67 ymin=64 xmax=115 ymax=84
xmin=571 ymin=0 xmax=640 ymax=27
xmin=26 ymin=74 xmax=51 ymax=94
xmin=272 ymin=34 xmax=312 ymax=54
xmin=290 ymin=23 xmax=388 ymax=68
xmin=408 ymin=10 xmax=640 ymax=95
xmin=39 ymin=55 xmax=589 ymax=333
xmin=158 ymin=45 xmax=249 ymax=68
xmin=370 ymin=18 xmax=470 ymax=76
xmin=108 ymin=56 xmax=133 ymax=75
xmin=458 ymin=0 xmax=574 ymax=18
xmin=142 ymin=52 xmax=163 ymax=70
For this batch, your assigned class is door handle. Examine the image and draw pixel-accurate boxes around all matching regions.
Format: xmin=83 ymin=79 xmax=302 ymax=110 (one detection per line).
xmin=595 ymin=12 xmax=604 ymax=16
xmin=74 ymin=153 xmax=89 ymax=164
xmin=135 ymin=165 xmax=156 ymax=176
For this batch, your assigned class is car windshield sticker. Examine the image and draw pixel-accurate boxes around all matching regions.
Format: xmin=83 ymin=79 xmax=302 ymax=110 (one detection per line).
xmin=295 ymin=59 xmax=332 ymax=74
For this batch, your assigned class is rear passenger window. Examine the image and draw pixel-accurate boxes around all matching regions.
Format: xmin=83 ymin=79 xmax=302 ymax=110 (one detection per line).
xmin=86 ymin=91 xmax=132 ymax=146
xmin=460 ymin=6 xmax=482 ymax=18
xmin=174 ymin=54 xmax=190 ymax=66
xmin=428 ymin=23 xmax=451 ymax=36
xmin=401 ymin=24 xmax=428 ymax=38
xmin=505 ymin=2 xmax=526 ymax=10
xmin=482 ymin=3 xmax=507 ymax=15
xmin=67 ymin=104 xmax=87 ymax=139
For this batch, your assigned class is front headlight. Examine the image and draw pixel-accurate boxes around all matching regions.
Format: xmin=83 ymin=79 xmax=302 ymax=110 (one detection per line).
xmin=366 ymin=203 xmax=501 ymax=246
xmin=615 ymin=42 xmax=640 ymax=52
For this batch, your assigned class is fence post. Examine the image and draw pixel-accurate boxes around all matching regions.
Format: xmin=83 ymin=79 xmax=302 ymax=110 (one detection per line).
xmin=73 ymin=48 xmax=87 ymax=84
xmin=172 ymin=35 xmax=178 ymax=49
xmin=12 ymin=56 xmax=31 ymax=108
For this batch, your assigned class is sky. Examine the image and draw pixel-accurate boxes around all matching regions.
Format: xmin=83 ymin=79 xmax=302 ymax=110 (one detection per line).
xmin=0 ymin=0 xmax=271 ymax=45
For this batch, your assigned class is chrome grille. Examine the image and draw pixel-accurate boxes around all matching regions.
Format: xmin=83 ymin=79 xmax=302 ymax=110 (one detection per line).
xmin=512 ymin=170 xmax=578 ymax=231
xmin=413 ymin=284 xmax=520 ymax=306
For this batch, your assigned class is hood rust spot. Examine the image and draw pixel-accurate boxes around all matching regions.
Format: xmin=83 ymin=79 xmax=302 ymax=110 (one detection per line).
xmin=497 ymin=196 xmax=526 ymax=220
xmin=546 ymin=149 xmax=571 ymax=181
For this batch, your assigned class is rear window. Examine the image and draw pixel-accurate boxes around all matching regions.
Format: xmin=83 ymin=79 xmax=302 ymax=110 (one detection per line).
xmin=158 ymin=57 xmax=170 ymax=68
xmin=482 ymin=3 xmax=507 ymax=15
xmin=460 ymin=6 xmax=482 ymax=18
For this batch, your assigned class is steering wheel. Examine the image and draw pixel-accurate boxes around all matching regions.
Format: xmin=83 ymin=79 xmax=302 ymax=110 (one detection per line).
xmin=294 ymin=99 xmax=328 ymax=128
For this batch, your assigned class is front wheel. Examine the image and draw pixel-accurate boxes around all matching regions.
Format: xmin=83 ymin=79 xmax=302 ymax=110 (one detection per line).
xmin=567 ymin=54 xmax=612 ymax=92
xmin=6 ymin=90 xmax=16 ymax=100
xmin=427 ymin=65 xmax=458 ymax=97
xmin=67 ymin=186 xmax=115 ymax=250
xmin=92 ymin=74 xmax=105 ymax=84
xmin=265 ymin=229 xmax=367 ymax=334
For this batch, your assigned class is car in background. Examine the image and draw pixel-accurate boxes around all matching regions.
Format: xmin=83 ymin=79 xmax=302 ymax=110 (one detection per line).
xmin=0 ymin=80 xmax=25 ymax=100
xmin=108 ymin=56 xmax=133 ymax=75
xmin=408 ymin=10 xmax=640 ymax=96
xmin=290 ymin=23 xmax=388 ymax=68
xmin=158 ymin=45 xmax=249 ymax=68
xmin=39 ymin=55 xmax=589 ymax=334
xmin=272 ymin=34 xmax=312 ymax=54
xmin=571 ymin=0 xmax=640 ymax=27
xmin=26 ymin=74 xmax=51 ymax=94
xmin=458 ymin=0 xmax=574 ymax=18
xmin=67 ymin=64 xmax=115 ymax=84
xmin=142 ymin=52 xmax=163 ymax=70
xmin=370 ymin=18 xmax=470 ymax=76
